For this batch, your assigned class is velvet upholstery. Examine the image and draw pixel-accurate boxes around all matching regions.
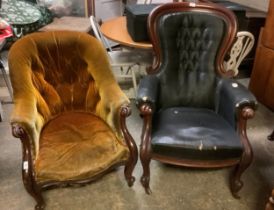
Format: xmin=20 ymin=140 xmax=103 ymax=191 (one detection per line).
xmin=9 ymin=32 xmax=129 ymax=158
xmin=36 ymin=112 xmax=128 ymax=183
xmin=9 ymin=31 xmax=133 ymax=185
xmin=136 ymin=2 xmax=257 ymax=196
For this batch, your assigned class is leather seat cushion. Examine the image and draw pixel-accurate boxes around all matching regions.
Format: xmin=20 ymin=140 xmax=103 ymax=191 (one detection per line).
xmin=35 ymin=112 xmax=129 ymax=183
xmin=151 ymin=107 xmax=243 ymax=160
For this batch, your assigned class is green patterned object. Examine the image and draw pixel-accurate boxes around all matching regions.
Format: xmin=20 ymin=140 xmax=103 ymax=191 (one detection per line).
xmin=0 ymin=0 xmax=53 ymax=39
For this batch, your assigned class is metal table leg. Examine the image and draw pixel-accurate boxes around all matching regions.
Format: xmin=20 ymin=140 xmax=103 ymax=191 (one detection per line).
xmin=0 ymin=59 xmax=13 ymax=101
xmin=0 ymin=101 xmax=3 ymax=122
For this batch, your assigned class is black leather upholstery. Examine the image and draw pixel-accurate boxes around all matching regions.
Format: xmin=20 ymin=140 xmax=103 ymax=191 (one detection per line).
xmin=136 ymin=75 xmax=159 ymax=110
xmin=155 ymin=12 xmax=225 ymax=110
xmin=137 ymin=2 xmax=258 ymax=196
xmin=216 ymin=78 xmax=257 ymax=128
xmin=151 ymin=107 xmax=242 ymax=160
xmin=137 ymin=7 xmax=257 ymax=161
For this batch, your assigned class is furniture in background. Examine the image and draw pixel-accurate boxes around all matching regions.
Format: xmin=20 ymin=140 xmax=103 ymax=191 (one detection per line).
xmin=39 ymin=16 xmax=91 ymax=33
xmin=211 ymin=0 xmax=266 ymax=75
xmin=101 ymin=16 xmax=152 ymax=49
xmin=224 ymin=31 xmax=254 ymax=76
xmin=86 ymin=0 xmax=124 ymax=20
xmin=136 ymin=2 xmax=257 ymax=197
xmin=8 ymin=31 xmax=138 ymax=209
xmin=90 ymin=16 xmax=152 ymax=97
xmin=229 ymin=0 xmax=269 ymax=12
xmin=101 ymin=6 xmax=255 ymax=77
xmin=0 ymin=20 xmax=13 ymax=122
xmin=0 ymin=0 xmax=53 ymax=39
xmin=249 ymin=0 xmax=274 ymax=111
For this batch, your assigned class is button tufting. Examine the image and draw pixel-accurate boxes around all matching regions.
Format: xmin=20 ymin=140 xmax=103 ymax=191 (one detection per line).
xmin=232 ymin=83 xmax=238 ymax=88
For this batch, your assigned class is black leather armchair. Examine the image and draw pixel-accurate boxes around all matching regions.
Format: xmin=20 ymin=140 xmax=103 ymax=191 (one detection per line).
xmin=136 ymin=2 xmax=257 ymax=198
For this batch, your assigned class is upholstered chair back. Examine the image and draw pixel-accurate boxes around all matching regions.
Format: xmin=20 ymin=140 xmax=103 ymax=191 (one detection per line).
xmin=149 ymin=5 xmax=236 ymax=110
xmin=9 ymin=31 xmax=121 ymax=123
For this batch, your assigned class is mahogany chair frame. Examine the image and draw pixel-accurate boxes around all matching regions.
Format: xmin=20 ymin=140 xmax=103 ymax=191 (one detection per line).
xmin=12 ymin=105 xmax=137 ymax=210
xmin=138 ymin=2 xmax=256 ymax=198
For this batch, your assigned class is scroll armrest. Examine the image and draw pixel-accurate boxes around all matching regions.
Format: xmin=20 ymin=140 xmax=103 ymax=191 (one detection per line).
xmin=136 ymin=75 xmax=159 ymax=111
xmin=97 ymin=83 xmax=130 ymax=136
xmin=216 ymin=78 xmax=257 ymax=128
xmin=11 ymin=96 xmax=45 ymax=158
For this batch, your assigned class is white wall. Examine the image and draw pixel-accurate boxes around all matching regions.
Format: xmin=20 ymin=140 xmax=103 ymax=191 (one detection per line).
xmin=229 ymin=0 xmax=270 ymax=12
xmin=95 ymin=0 xmax=124 ymax=21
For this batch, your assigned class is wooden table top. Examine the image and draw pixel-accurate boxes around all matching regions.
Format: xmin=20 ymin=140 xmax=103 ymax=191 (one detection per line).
xmin=39 ymin=16 xmax=91 ymax=33
xmin=100 ymin=16 xmax=152 ymax=50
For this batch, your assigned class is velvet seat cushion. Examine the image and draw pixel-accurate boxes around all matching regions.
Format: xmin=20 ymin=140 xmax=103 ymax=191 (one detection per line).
xmin=35 ymin=112 xmax=129 ymax=183
xmin=151 ymin=107 xmax=243 ymax=160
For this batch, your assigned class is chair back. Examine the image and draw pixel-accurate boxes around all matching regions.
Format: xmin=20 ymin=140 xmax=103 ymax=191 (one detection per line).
xmin=147 ymin=2 xmax=237 ymax=110
xmin=8 ymin=31 xmax=117 ymax=120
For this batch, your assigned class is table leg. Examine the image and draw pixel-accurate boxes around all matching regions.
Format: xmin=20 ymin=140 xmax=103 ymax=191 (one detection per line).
xmin=0 ymin=59 xmax=13 ymax=101
xmin=0 ymin=101 xmax=3 ymax=122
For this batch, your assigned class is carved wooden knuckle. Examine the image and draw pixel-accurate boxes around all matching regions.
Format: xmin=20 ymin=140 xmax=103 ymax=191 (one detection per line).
xmin=12 ymin=123 xmax=26 ymax=138
xmin=241 ymin=107 xmax=255 ymax=119
xmin=140 ymin=104 xmax=153 ymax=115
xmin=120 ymin=105 xmax=131 ymax=117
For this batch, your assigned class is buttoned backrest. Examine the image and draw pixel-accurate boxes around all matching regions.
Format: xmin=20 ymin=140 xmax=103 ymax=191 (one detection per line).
xmin=9 ymin=31 xmax=117 ymax=122
xmin=148 ymin=2 xmax=237 ymax=110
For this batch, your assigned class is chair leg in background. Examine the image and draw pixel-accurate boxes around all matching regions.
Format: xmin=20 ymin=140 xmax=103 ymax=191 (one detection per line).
xmin=267 ymin=130 xmax=274 ymax=141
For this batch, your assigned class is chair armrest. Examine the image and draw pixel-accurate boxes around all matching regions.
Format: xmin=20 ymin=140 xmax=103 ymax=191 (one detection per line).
xmin=136 ymin=75 xmax=159 ymax=111
xmin=215 ymin=78 xmax=257 ymax=128
xmin=96 ymin=83 xmax=130 ymax=137
xmin=11 ymin=95 xmax=45 ymax=158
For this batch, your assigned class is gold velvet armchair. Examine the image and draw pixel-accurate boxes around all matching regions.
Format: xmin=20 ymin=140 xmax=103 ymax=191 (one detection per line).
xmin=8 ymin=31 xmax=137 ymax=210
